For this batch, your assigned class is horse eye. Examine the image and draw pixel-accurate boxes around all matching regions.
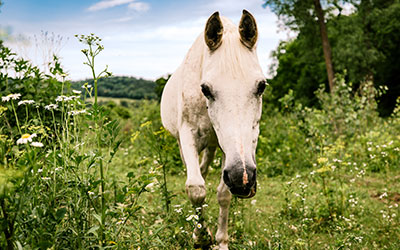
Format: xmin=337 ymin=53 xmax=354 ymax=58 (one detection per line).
xmin=201 ymin=84 xmax=215 ymax=100
xmin=255 ymin=80 xmax=266 ymax=96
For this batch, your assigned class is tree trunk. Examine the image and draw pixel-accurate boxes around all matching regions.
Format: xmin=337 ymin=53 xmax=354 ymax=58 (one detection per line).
xmin=313 ymin=0 xmax=335 ymax=92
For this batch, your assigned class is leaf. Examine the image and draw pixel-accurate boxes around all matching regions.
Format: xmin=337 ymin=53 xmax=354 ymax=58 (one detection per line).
xmin=93 ymin=213 xmax=102 ymax=224
xmin=87 ymin=226 xmax=99 ymax=237
xmin=56 ymin=207 xmax=67 ymax=221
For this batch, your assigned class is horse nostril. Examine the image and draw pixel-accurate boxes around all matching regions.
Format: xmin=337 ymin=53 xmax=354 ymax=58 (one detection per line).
xmin=223 ymin=169 xmax=231 ymax=187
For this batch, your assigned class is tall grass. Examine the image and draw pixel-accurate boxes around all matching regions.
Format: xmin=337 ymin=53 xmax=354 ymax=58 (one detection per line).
xmin=1 ymin=36 xmax=400 ymax=249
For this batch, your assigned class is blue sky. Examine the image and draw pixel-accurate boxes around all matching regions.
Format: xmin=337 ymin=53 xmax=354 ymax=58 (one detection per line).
xmin=0 ymin=0 xmax=286 ymax=80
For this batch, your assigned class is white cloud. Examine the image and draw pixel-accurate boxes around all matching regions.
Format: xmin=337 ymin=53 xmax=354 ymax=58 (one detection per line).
xmin=128 ymin=2 xmax=150 ymax=12
xmin=88 ymin=0 xmax=149 ymax=12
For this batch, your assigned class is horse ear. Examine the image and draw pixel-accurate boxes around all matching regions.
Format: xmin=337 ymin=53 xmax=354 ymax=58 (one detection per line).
xmin=239 ymin=9 xmax=258 ymax=49
xmin=205 ymin=12 xmax=224 ymax=51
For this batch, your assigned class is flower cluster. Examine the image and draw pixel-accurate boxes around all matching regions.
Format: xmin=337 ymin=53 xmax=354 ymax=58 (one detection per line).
xmin=16 ymin=133 xmax=43 ymax=147
xmin=2 ymin=93 xmax=21 ymax=102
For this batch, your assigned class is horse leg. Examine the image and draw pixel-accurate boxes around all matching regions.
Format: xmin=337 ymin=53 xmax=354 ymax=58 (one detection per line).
xmin=179 ymin=126 xmax=212 ymax=248
xmin=200 ymin=146 xmax=216 ymax=179
xmin=216 ymin=154 xmax=232 ymax=250
xmin=179 ymin=126 xmax=206 ymax=205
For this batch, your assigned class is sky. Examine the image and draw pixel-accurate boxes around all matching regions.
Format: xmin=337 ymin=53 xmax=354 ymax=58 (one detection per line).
xmin=0 ymin=0 xmax=287 ymax=81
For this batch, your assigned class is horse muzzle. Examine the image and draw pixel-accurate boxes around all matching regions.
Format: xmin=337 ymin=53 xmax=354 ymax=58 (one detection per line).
xmin=223 ymin=166 xmax=257 ymax=199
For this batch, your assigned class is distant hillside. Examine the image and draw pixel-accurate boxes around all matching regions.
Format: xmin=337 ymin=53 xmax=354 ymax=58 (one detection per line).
xmin=71 ymin=76 xmax=157 ymax=100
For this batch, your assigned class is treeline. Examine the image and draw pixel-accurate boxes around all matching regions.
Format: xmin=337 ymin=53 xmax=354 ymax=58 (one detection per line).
xmin=72 ymin=76 xmax=157 ymax=100
xmin=265 ymin=0 xmax=400 ymax=116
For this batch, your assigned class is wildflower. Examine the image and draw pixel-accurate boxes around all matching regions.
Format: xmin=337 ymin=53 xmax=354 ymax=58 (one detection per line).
xmin=251 ymin=199 xmax=257 ymax=205
xmin=2 ymin=93 xmax=21 ymax=102
xmin=289 ymin=225 xmax=298 ymax=232
xmin=56 ymin=95 xmax=79 ymax=102
xmin=196 ymin=223 xmax=202 ymax=229
xmin=17 ymin=133 xmax=37 ymax=144
xmin=41 ymin=177 xmax=51 ymax=181
xmin=56 ymin=95 xmax=66 ymax=102
xmin=45 ymin=104 xmax=58 ymax=110
xmin=31 ymin=141 xmax=44 ymax=147
xmin=72 ymin=90 xmax=82 ymax=94
xmin=88 ymin=191 xmax=95 ymax=195
xmin=317 ymin=157 xmax=328 ymax=164
xmin=38 ymin=169 xmax=43 ymax=173
xmin=82 ymin=83 xmax=92 ymax=89
xmin=174 ymin=208 xmax=183 ymax=214
xmin=186 ymin=215 xmax=195 ymax=221
xmin=18 ymin=100 xmax=35 ymax=106
xmin=379 ymin=192 xmax=387 ymax=199
xmin=68 ymin=109 xmax=87 ymax=116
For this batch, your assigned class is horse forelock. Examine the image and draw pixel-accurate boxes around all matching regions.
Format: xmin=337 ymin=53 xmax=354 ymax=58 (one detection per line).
xmin=202 ymin=16 xmax=261 ymax=81
xmin=181 ymin=15 xmax=261 ymax=83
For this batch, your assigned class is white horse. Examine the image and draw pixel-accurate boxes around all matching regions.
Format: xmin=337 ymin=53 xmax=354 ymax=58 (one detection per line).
xmin=160 ymin=10 xmax=265 ymax=249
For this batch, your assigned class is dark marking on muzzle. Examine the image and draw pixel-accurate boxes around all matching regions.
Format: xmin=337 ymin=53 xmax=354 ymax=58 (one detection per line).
xmin=223 ymin=166 xmax=257 ymax=199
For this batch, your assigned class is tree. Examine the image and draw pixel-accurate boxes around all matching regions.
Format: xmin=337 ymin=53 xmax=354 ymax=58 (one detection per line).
xmin=266 ymin=0 xmax=400 ymax=115
xmin=264 ymin=0 xmax=338 ymax=92
xmin=313 ymin=0 xmax=335 ymax=92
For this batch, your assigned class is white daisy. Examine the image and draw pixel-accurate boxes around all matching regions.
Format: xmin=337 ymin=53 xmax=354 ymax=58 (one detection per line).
xmin=2 ymin=93 xmax=21 ymax=102
xmin=18 ymin=100 xmax=35 ymax=106
xmin=68 ymin=109 xmax=87 ymax=116
xmin=17 ymin=133 xmax=37 ymax=144
xmin=45 ymin=104 xmax=58 ymax=110
xmin=31 ymin=141 xmax=44 ymax=147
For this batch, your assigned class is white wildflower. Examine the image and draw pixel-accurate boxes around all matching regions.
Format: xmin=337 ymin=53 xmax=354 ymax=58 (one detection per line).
xmin=196 ymin=223 xmax=202 ymax=229
xmin=17 ymin=133 xmax=37 ymax=144
xmin=18 ymin=100 xmax=35 ymax=106
xmin=379 ymin=192 xmax=387 ymax=199
xmin=186 ymin=215 xmax=195 ymax=221
xmin=68 ymin=109 xmax=86 ymax=116
xmin=45 ymin=104 xmax=58 ymax=110
xmin=72 ymin=90 xmax=82 ymax=94
xmin=31 ymin=141 xmax=44 ymax=147
xmin=82 ymin=84 xmax=92 ymax=89
xmin=2 ymin=93 xmax=21 ymax=102
xmin=251 ymin=199 xmax=257 ymax=205
xmin=56 ymin=95 xmax=79 ymax=102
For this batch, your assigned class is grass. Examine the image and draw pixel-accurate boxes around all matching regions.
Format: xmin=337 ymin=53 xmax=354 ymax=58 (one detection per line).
xmin=2 ymin=34 xmax=400 ymax=249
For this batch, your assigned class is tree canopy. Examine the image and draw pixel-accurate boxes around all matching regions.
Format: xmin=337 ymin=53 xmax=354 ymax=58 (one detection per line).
xmin=265 ymin=0 xmax=400 ymax=115
xmin=72 ymin=76 xmax=157 ymax=100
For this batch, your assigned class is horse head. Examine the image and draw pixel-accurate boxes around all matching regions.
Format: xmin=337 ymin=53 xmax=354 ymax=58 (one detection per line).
xmin=201 ymin=10 xmax=266 ymax=198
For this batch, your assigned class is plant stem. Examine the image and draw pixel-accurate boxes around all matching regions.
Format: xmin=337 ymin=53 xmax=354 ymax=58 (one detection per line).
xmin=11 ymin=101 xmax=21 ymax=134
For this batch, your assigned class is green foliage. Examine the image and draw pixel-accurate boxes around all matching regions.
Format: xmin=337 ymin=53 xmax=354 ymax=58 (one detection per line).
xmin=155 ymin=74 xmax=171 ymax=101
xmin=2 ymin=24 xmax=400 ymax=250
xmin=72 ymin=76 xmax=157 ymax=100
xmin=266 ymin=0 xmax=400 ymax=115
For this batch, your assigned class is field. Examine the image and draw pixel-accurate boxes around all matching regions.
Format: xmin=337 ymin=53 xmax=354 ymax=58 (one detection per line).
xmin=1 ymin=34 xmax=400 ymax=250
